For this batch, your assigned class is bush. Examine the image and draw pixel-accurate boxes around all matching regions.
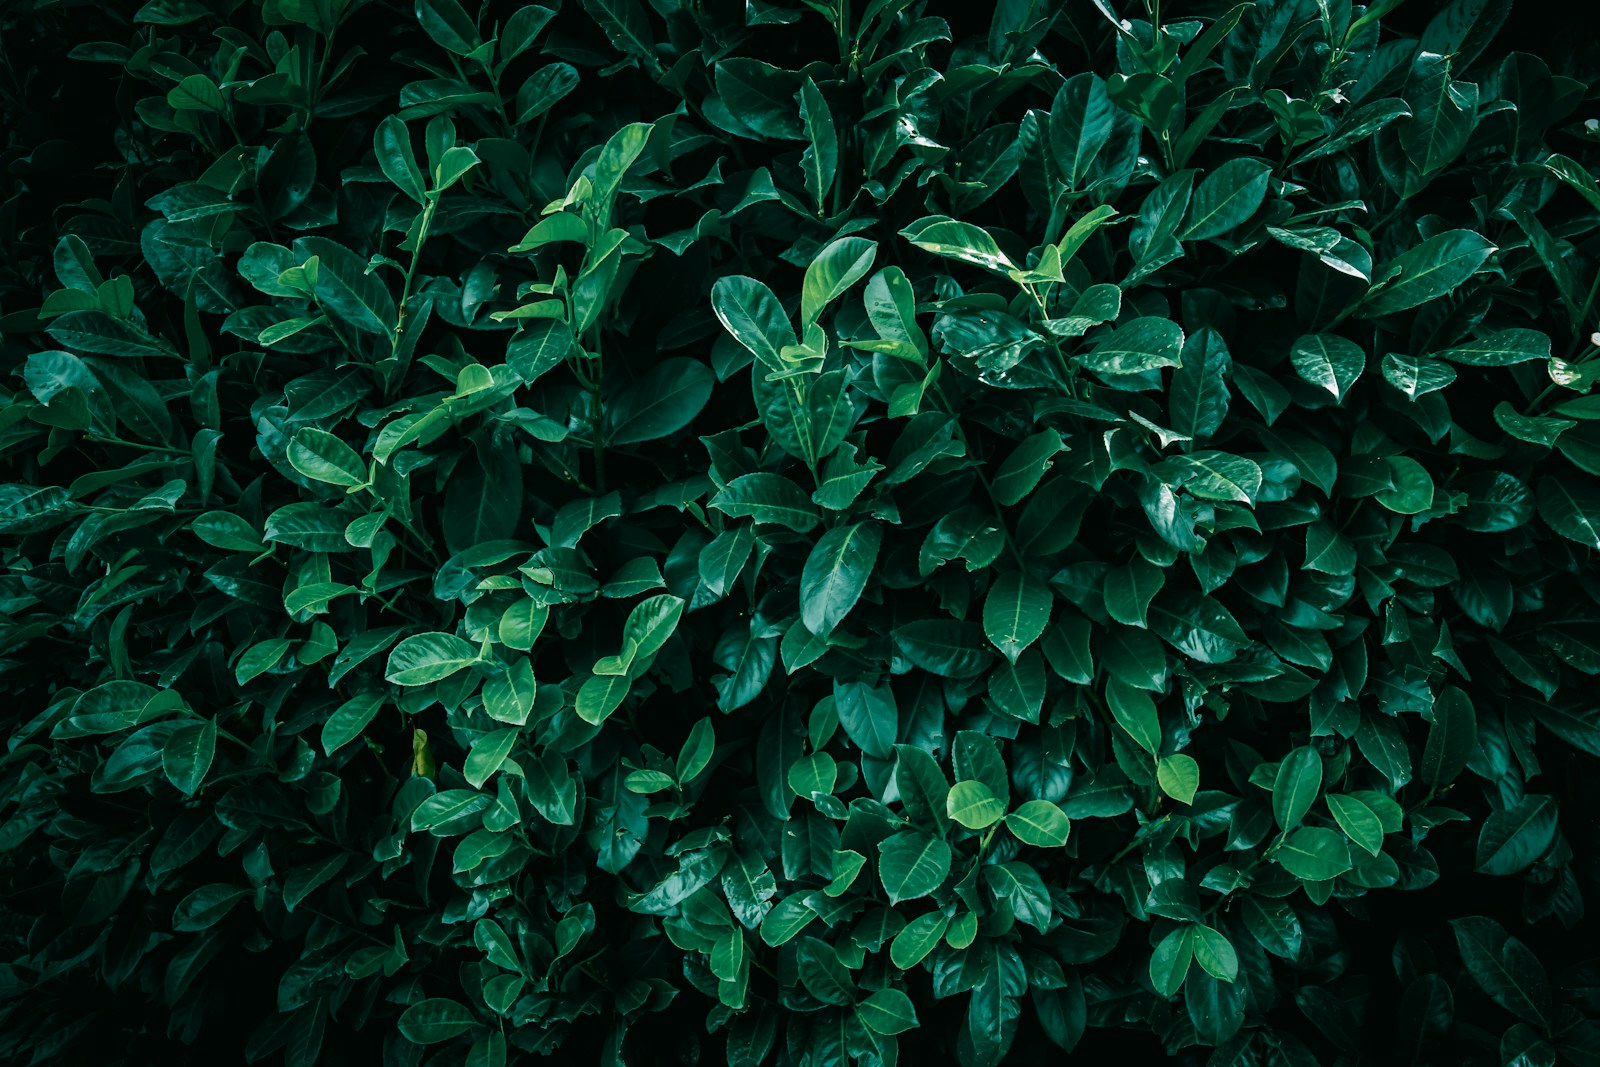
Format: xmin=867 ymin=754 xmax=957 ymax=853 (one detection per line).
xmin=3 ymin=0 xmax=1600 ymax=1064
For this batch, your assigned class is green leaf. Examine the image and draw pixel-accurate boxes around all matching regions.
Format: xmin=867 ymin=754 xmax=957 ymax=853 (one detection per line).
xmin=287 ymin=428 xmax=366 ymax=488
xmin=415 ymin=0 xmax=480 ymax=55
xmin=716 ymin=58 xmax=803 ymax=139
xmin=1363 ymin=229 xmax=1497 ymax=316
xmin=1006 ymin=800 xmax=1071 ymax=846
xmin=712 ymin=275 xmax=796 ymax=373
xmin=323 ymin=691 xmax=386 ymax=755
xmin=1272 ymin=746 xmax=1323 ymax=831
xmin=759 ymin=897 xmax=817 ymax=947
xmin=833 ymin=679 xmax=897 ymax=761
xmin=1241 ymin=897 xmax=1303 ymax=959
xmin=1077 ymin=316 xmax=1185 ymax=377
xmin=1538 ymin=476 xmax=1600 ymax=549
xmin=982 ymin=571 xmax=1053 ymax=664
xmin=1539 ymin=153 xmax=1600 ymax=212
xmin=1049 ymin=73 xmax=1114 ymax=189
xmin=889 ymin=911 xmax=950 ymax=969
xmin=465 ymin=729 xmax=518 ymax=789
xmin=877 ymin=832 xmax=952 ymax=904
xmin=515 ymin=62 xmax=580 ymax=124
xmin=162 ymin=721 xmax=215 ymax=796
xmin=788 ymin=751 xmax=837 ymax=798
xmin=1326 ymin=793 xmax=1385 ymax=857
xmin=580 ymin=0 xmax=655 ymax=63
xmin=1181 ymin=158 xmax=1272 ymax=240
xmin=1435 ymin=328 xmax=1550 ymax=366
xmin=1475 ymin=794 xmax=1558 ymax=876
xmin=824 ymin=849 xmax=865 ymax=896
xmin=411 ymin=790 xmax=493 ymax=833
xmin=283 ymin=854 xmax=349 ymax=912
xmin=1450 ymin=917 xmax=1552 ymax=1028
xmin=1191 ymin=925 xmax=1238 ymax=982
xmin=798 ymin=77 xmax=837 ymax=214
xmin=899 ymin=216 xmax=1015 ymax=273
xmin=953 ymin=731 xmax=1009 ymax=807
xmin=856 ymin=988 xmax=919 ymax=1036
xmin=991 ymin=429 xmax=1066 ymax=506
xmin=1277 ymin=826 xmax=1352 ymax=881
xmin=1169 ymin=450 xmax=1263 ymax=504
xmin=796 ymin=937 xmax=855 ymax=1005
xmin=946 ymin=781 xmax=1007 ymax=829
xmin=894 ymin=744 xmax=952 ymax=834
xmin=801 ymin=237 xmax=876 ymax=327
xmin=168 ymin=73 xmax=225 ymax=113
xmin=1421 ymin=685 xmax=1477 ymax=787
xmin=1291 ymin=334 xmax=1366 ymax=401
xmin=386 ymin=632 xmax=479 ymax=685
xmin=812 ymin=442 xmax=883 ymax=510
xmin=1104 ymin=556 xmax=1164 ymax=627
xmin=677 ymin=718 xmax=715 ymax=783
xmin=1399 ymin=55 xmax=1476 ymax=188
xmin=1149 ymin=926 xmax=1194 ymax=997
xmin=173 ymin=883 xmax=250 ymax=931
xmin=800 ymin=522 xmax=881 ymax=637
xmin=398 ymin=998 xmax=477 ymax=1044
xmin=1381 ymin=352 xmax=1456 ymax=400
xmin=482 ymin=659 xmax=536 ymax=725
xmin=1108 ymin=71 xmax=1179 ymax=132
xmin=1105 ymin=678 xmax=1162 ymax=755
xmin=1374 ymin=456 xmax=1434 ymax=514
xmin=298 ymin=237 xmax=397 ymax=336
xmin=710 ymin=472 xmax=820 ymax=531
xmin=375 ymin=115 xmax=426 ymax=204
xmin=1156 ymin=753 xmax=1200 ymax=805
xmin=1168 ymin=328 xmax=1232 ymax=440
xmin=893 ymin=619 xmax=994 ymax=678
xmin=605 ymin=358 xmax=714 ymax=445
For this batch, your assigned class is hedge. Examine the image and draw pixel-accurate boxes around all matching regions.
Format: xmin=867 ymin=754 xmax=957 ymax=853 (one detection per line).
xmin=3 ymin=1 xmax=1600 ymax=1065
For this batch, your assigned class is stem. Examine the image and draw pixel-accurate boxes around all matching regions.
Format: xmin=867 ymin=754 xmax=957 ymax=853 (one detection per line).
xmin=1201 ymin=840 xmax=1282 ymax=918
xmin=308 ymin=26 xmax=337 ymax=125
xmin=391 ymin=193 xmax=439 ymax=356
xmin=1522 ymin=381 xmax=1559 ymax=416
xmin=1106 ymin=813 xmax=1171 ymax=867
xmin=1563 ymin=268 xmax=1600 ymax=359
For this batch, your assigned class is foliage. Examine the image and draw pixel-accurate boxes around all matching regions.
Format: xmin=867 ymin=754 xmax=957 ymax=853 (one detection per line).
xmin=2 ymin=0 xmax=1600 ymax=1065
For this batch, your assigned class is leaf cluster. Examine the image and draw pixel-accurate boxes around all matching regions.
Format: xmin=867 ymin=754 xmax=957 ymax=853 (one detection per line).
xmin=3 ymin=1 xmax=1600 ymax=1065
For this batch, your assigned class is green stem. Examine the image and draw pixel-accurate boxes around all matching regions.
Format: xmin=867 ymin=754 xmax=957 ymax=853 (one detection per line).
xmin=308 ymin=26 xmax=337 ymax=125
xmin=1106 ymin=813 xmax=1171 ymax=867
xmin=1201 ymin=840 xmax=1282 ymax=918
xmin=1523 ymin=381 xmax=1560 ymax=416
xmin=391 ymin=193 xmax=439 ymax=356
xmin=1563 ymin=268 xmax=1600 ymax=358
